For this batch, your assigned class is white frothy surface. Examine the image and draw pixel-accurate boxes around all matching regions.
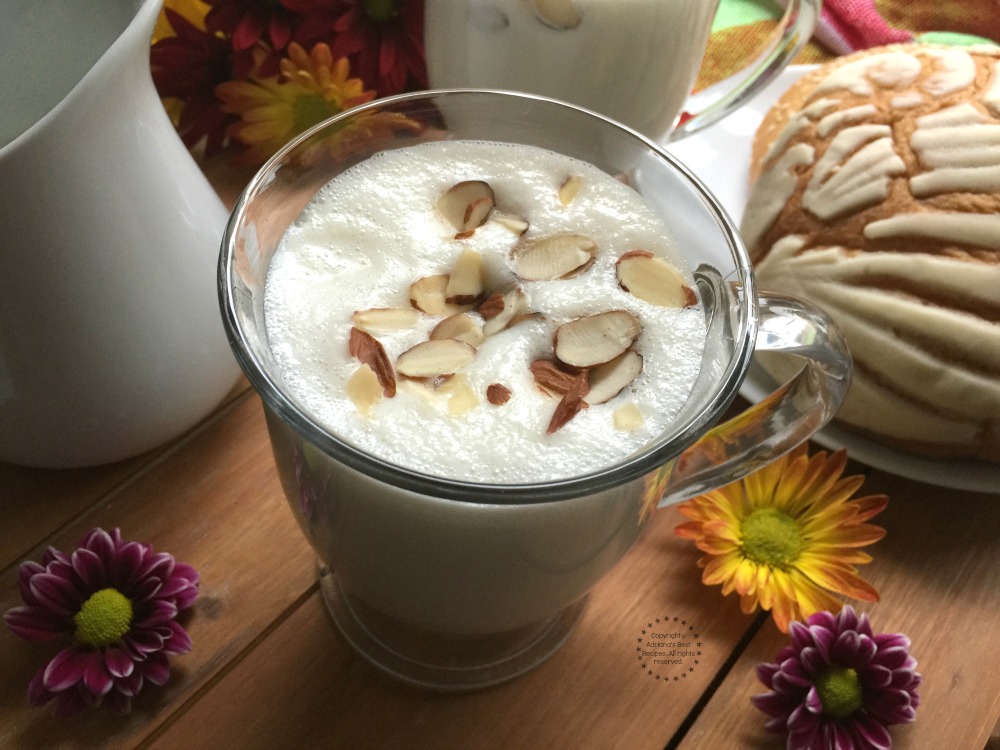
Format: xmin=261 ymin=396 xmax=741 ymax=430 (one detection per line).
xmin=264 ymin=141 xmax=706 ymax=483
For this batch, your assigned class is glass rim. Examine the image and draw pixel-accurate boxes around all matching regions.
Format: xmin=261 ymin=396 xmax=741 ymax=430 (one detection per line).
xmin=219 ymin=88 xmax=758 ymax=505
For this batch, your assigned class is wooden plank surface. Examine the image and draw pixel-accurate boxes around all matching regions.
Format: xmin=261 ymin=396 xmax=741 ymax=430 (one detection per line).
xmin=677 ymin=471 xmax=1000 ymax=750
xmin=143 ymin=501 xmax=759 ymax=750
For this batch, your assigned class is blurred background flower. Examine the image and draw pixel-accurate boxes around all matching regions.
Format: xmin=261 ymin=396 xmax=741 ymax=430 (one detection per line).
xmin=675 ymin=445 xmax=888 ymax=632
xmin=151 ymin=0 xmax=427 ymax=165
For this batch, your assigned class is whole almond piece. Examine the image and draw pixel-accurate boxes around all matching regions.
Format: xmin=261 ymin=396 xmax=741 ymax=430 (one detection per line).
xmin=547 ymin=370 xmax=589 ymax=434
xmin=409 ymin=274 xmax=476 ymax=316
xmin=486 ymin=383 xmax=512 ymax=405
xmin=348 ymin=327 xmax=396 ymax=397
xmin=585 ymin=350 xmax=643 ymax=405
xmin=445 ymin=248 xmax=485 ymax=304
xmin=529 ymin=359 xmax=578 ymax=396
xmin=558 ymin=175 xmax=583 ymax=206
xmin=616 ymin=251 xmax=697 ymax=308
xmin=532 ymin=0 xmax=582 ymax=29
xmin=352 ymin=307 xmax=419 ymax=333
xmin=345 ymin=364 xmax=383 ymax=415
xmin=481 ymin=288 xmax=527 ymax=337
xmin=396 ymin=339 xmax=476 ymax=378
xmin=554 ymin=310 xmax=641 ymax=368
xmin=437 ymin=181 xmax=495 ymax=237
xmin=514 ymin=233 xmax=597 ymax=281
xmin=430 ymin=313 xmax=485 ymax=346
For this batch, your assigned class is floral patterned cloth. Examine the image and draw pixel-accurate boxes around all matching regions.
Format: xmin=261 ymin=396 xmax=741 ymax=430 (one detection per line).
xmin=700 ymin=0 xmax=1000 ymax=90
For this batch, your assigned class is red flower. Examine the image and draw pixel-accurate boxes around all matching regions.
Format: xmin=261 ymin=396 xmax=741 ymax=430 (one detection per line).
xmin=204 ymin=0 xmax=299 ymax=77
xmin=151 ymin=8 xmax=238 ymax=156
xmin=288 ymin=0 xmax=427 ymax=96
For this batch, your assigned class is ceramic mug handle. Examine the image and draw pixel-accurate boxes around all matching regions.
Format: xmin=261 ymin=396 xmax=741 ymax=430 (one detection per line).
xmin=658 ymin=293 xmax=852 ymax=505
xmin=670 ymin=0 xmax=821 ymax=141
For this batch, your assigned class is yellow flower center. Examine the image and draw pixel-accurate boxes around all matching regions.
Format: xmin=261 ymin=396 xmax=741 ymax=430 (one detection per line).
xmin=363 ymin=0 xmax=396 ymax=23
xmin=740 ymin=508 xmax=803 ymax=568
xmin=73 ymin=588 xmax=133 ymax=648
xmin=293 ymin=94 xmax=340 ymax=135
xmin=816 ymin=666 xmax=863 ymax=718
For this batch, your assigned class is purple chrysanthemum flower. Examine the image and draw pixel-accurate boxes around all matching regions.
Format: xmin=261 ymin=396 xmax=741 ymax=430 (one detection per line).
xmin=752 ymin=606 xmax=920 ymax=750
xmin=3 ymin=528 xmax=199 ymax=717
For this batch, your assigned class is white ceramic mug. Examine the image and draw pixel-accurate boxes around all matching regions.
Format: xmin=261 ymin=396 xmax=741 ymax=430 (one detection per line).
xmin=425 ymin=0 xmax=820 ymax=141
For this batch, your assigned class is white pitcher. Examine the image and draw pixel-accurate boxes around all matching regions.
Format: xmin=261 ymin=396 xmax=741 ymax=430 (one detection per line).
xmin=0 ymin=0 xmax=241 ymax=467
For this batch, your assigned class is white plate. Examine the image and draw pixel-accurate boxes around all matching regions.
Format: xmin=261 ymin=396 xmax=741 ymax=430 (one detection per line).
xmin=665 ymin=66 xmax=1000 ymax=493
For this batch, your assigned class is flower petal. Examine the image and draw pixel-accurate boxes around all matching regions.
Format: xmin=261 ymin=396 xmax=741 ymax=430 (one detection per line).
xmin=83 ymin=652 xmax=114 ymax=696
xmin=105 ymin=647 xmax=136 ymax=679
xmin=43 ymin=647 xmax=91 ymax=691
xmin=4 ymin=605 xmax=72 ymax=641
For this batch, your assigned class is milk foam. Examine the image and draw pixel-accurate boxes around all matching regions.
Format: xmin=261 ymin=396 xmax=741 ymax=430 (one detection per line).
xmin=264 ymin=141 xmax=707 ymax=483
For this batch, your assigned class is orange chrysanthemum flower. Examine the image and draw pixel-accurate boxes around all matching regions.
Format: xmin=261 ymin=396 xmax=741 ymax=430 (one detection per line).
xmin=675 ymin=445 xmax=888 ymax=633
xmin=216 ymin=42 xmax=416 ymax=165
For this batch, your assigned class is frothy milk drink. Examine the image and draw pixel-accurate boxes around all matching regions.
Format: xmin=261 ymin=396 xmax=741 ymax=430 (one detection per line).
xmin=264 ymin=140 xmax=707 ymax=484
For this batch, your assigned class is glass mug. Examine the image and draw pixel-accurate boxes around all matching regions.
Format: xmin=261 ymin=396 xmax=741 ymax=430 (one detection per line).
xmin=425 ymin=0 xmax=821 ymax=141
xmin=219 ymin=90 xmax=850 ymax=690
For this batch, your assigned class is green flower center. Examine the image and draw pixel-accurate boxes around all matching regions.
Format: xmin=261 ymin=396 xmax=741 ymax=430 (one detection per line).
xmin=293 ymin=94 xmax=339 ymax=135
xmin=816 ymin=666 xmax=863 ymax=718
xmin=73 ymin=588 xmax=133 ymax=648
xmin=363 ymin=0 xmax=396 ymax=23
xmin=740 ymin=508 xmax=803 ymax=568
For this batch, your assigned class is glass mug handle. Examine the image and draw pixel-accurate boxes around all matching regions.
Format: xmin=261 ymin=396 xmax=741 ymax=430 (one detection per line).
xmin=657 ymin=293 xmax=852 ymax=506
xmin=669 ymin=0 xmax=822 ymax=141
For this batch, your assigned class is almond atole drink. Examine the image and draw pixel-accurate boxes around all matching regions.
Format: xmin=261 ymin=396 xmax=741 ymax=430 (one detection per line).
xmin=219 ymin=91 xmax=852 ymax=690
xmin=264 ymin=140 xmax=708 ymax=483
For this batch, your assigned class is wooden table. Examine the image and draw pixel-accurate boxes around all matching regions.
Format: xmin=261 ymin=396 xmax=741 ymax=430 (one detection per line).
xmin=2 ymin=165 xmax=999 ymax=750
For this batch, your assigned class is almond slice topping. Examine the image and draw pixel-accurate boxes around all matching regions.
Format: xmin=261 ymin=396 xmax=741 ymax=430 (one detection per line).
xmin=349 ymin=327 xmax=396 ymax=397
xmin=514 ymin=233 xmax=597 ymax=281
xmin=585 ymin=350 xmax=643 ymax=405
xmin=486 ymin=383 xmax=512 ymax=405
xmin=438 ymin=374 xmax=479 ymax=415
xmin=436 ymin=181 xmax=495 ymax=237
xmin=430 ymin=313 xmax=485 ymax=346
xmin=345 ymin=364 xmax=383 ymax=415
xmin=409 ymin=274 xmax=476 ymax=316
xmin=396 ymin=339 xmax=476 ymax=378
xmin=352 ymin=307 xmax=419 ymax=333
xmin=480 ymin=288 xmax=527 ymax=337
xmin=616 ymin=251 xmax=697 ymax=308
xmin=613 ymin=402 xmax=644 ymax=432
xmin=547 ymin=370 xmax=589 ymax=434
xmin=532 ymin=0 xmax=582 ymax=29
xmin=529 ymin=359 xmax=579 ymax=396
xmin=554 ymin=310 xmax=641 ymax=368
xmin=558 ymin=175 xmax=583 ymax=206
xmin=445 ymin=248 xmax=485 ymax=304
xmin=492 ymin=213 xmax=530 ymax=236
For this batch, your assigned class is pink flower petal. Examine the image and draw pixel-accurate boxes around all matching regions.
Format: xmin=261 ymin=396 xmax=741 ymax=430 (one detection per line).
xmin=43 ymin=647 xmax=91 ymax=691
xmin=84 ymin=528 xmax=117 ymax=563
xmin=117 ymin=667 xmax=145 ymax=697
xmin=4 ymin=605 xmax=72 ymax=641
xmin=143 ymin=653 xmax=171 ymax=686
xmin=71 ymin=547 xmax=107 ymax=590
xmin=135 ymin=600 xmax=178 ymax=628
xmin=52 ymin=687 xmax=90 ymax=718
xmin=105 ymin=647 xmax=135 ymax=679
xmin=125 ymin=628 xmax=166 ymax=655
xmin=17 ymin=560 xmax=45 ymax=602
xmin=106 ymin=689 xmax=133 ymax=715
xmin=29 ymin=573 xmax=83 ymax=616
xmin=115 ymin=542 xmax=147 ymax=589
xmin=82 ymin=652 xmax=114 ymax=696
xmin=162 ymin=620 xmax=193 ymax=655
xmin=27 ymin=666 xmax=52 ymax=707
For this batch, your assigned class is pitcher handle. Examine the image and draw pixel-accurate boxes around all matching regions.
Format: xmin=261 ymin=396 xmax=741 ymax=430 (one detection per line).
xmin=669 ymin=0 xmax=821 ymax=141
xmin=658 ymin=292 xmax=851 ymax=506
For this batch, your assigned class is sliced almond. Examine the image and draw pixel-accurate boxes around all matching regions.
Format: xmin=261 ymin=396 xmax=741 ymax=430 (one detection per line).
xmin=445 ymin=249 xmax=485 ymax=304
xmin=396 ymin=339 xmax=476 ymax=379
xmin=616 ymin=251 xmax=697 ymax=308
xmin=554 ymin=310 xmax=641 ymax=368
xmin=438 ymin=374 xmax=479 ymax=416
xmin=352 ymin=307 xmax=420 ymax=333
xmin=430 ymin=313 xmax=485 ymax=346
xmin=514 ymin=234 xmax=597 ymax=281
xmin=348 ymin=327 xmax=396 ymax=397
xmin=437 ymin=181 xmax=495 ymax=237
xmin=532 ymin=0 xmax=582 ymax=29
xmin=558 ymin=175 xmax=583 ymax=207
xmin=409 ymin=274 xmax=476 ymax=316
xmin=547 ymin=370 xmax=589 ymax=434
xmin=492 ymin=213 xmax=530 ymax=236
xmin=530 ymin=359 xmax=578 ymax=396
xmin=509 ymin=311 xmax=544 ymax=329
xmin=613 ymin=402 xmax=644 ymax=432
xmin=481 ymin=288 xmax=527 ymax=337
xmin=486 ymin=383 xmax=512 ymax=405
xmin=345 ymin=364 xmax=383 ymax=415
xmin=585 ymin=350 xmax=643 ymax=405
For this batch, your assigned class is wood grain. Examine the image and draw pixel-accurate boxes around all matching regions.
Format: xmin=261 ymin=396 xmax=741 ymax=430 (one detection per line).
xmin=676 ymin=471 xmax=1000 ymax=750
xmin=143 ymin=502 xmax=760 ymax=750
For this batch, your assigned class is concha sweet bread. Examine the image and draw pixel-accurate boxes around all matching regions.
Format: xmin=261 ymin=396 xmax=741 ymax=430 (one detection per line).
xmin=741 ymin=44 xmax=1000 ymax=463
